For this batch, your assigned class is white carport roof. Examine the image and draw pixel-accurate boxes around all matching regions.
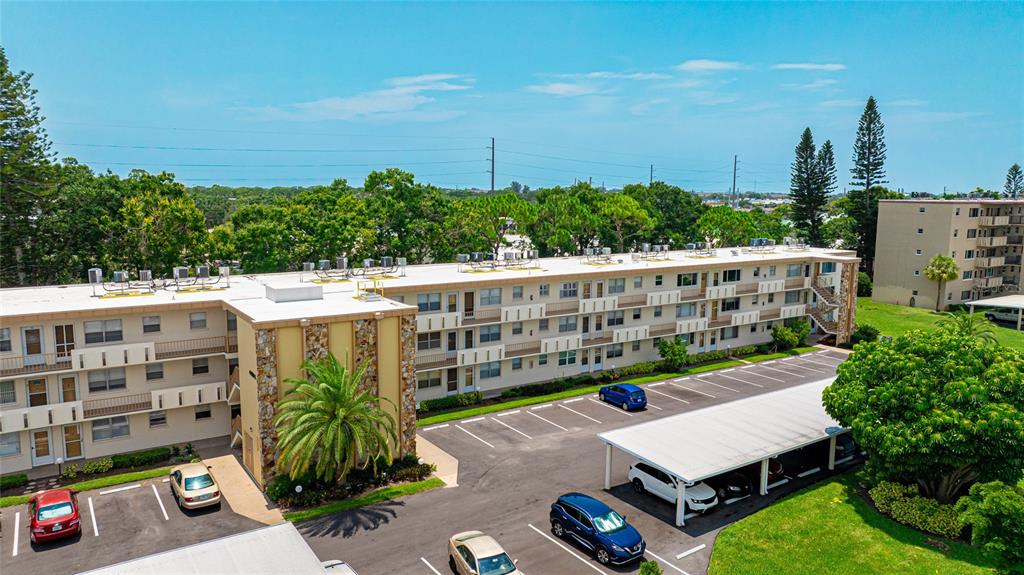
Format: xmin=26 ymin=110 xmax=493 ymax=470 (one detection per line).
xmin=76 ymin=523 xmax=328 ymax=575
xmin=598 ymin=379 xmax=843 ymax=483
xmin=965 ymin=294 xmax=1024 ymax=310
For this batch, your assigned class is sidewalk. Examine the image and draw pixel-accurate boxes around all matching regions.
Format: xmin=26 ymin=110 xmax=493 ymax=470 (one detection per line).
xmin=416 ymin=434 xmax=459 ymax=488
xmin=204 ymin=453 xmax=284 ymax=525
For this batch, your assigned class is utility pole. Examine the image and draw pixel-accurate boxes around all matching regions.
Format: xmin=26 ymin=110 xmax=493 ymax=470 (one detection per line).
xmin=490 ymin=137 xmax=495 ymax=192
xmin=731 ymin=154 xmax=738 ymax=208
xmin=650 ymin=164 xmax=654 ymax=185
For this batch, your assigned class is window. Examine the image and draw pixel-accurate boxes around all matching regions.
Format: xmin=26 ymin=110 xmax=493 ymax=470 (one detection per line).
xmin=143 ymin=316 xmax=161 ymax=333
xmin=721 ymin=326 xmax=739 ymax=340
xmin=962 ymin=270 xmax=974 ymax=280
xmin=956 ymin=208 xmax=961 ymax=216
xmin=969 ymin=208 xmax=980 ymax=217
xmin=915 ymin=249 xmax=923 ymax=256
xmin=92 ymin=416 xmax=129 ymax=441
xmin=917 ymin=228 xmax=924 ymax=235
xmin=512 ymin=322 xmax=523 ymax=335
xmin=677 ymin=273 xmax=698 ymax=287
xmin=88 ymin=368 xmax=126 ymax=392
xmin=195 ymin=404 xmax=212 ymax=420
xmin=606 ymin=311 xmax=624 ymax=327
xmin=767 ymin=293 xmax=775 ymax=303
xmin=965 ymin=250 xmax=976 ymax=260
xmin=0 ymin=381 xmax=14 ymax=404
xmin=786 ymin=264 xmax=802 ymax=277
xmin=512 ymin=285 xmax=524 ymax=300
xmin=480 ymin=288 xmax=502 ymax=306
xmin=631 ymin=340 xmax=640 ymax=352
xmin=189 ymin=312 xmax=207 ymax=330
xmin=558 ymin=351 xmax=577 ymax=366
xmin=768 ymin=265 xmax=777 ymax=277
xmin=538 ymin=354 xmax=548 ymax=366
xmin=652 ymin=337 xmax=662 ymax=348
xmin=84 ymin=319 xmax=123 ymax=344
xmin=558 ymin=316 xmax=577 ymax=333
xmin=226 ymin=311 xmax=237 ymax=332
xmin=511 ymin=357 xmax=522 ymax=370
xmin=145 ymin=363 xmax=164 ymax=381
xmin=539 ymin=319 xmax=549 ymax=331
xmin=633 ymin=276 xmax=643 ymax=289
xmin=954 ymin=229 xmax=959 ymax=238
xmin=752 ymin=295 xmax=759 ymax=305
xmin=785 ymin=290 xmax=801 ymax=304
xmin=417 ymin=332 xmax=441 ymax=351
xmin=446 ymin=293 xmax=458 ymax=313
xmin=606 ymin=343 xmax=623 ymax=359
xmin=721 ymin=298 xmax=740 ymax=312
xmin=539 ymin=284 xmax=550 ymax=297
xmin=0 ymin=432 xmax=20 ymax=457
xmin=192 ymin=357 xmax=209 ymax=375
xmin=559 ymin=282 xmax=578 ymax=298
xmin=480 ymin=361 xmax=501 ymax=379
xmin=654 ymin=306 xmax=663 ymax=318
xmin=913 ymin=290 xmax=919 ymax=296
xmin=820 ymin=262 xmax=836 ymax=273
xmin=676 ymin=303 xmax=696 ymax=318
xmin=632 ymin=308 xmax=641 ymax=320
xmin=913 ymin=270 xmax=921 ymax=276
xmin=967 ymin=229 xmax=978 ymax=239
xmin=479 ymin=325 xmax=501 ymax=343
xmin=655 ymin=275 xmax=663 ymax=286
xmin=961 ymin=290 xmax=972 ymax=300
xmin=723 ymin=269 xmax=741 ymax=283
xmin=27 ymin=379 xmax=47 ymax=406
xmin=149 ymin=411 xmax=167 ymax=428
xmin=919 ymin=207 xmax=926 ymax=213
xmin=417 ymin=372 xmax=441 ymax=389
xmin=417 ymin=293 xmax=441 ymax=312
xmin=0 ymin=328 xmax=9 ymax=352
xmin=608 ymin=278 xmax=625 ymax=294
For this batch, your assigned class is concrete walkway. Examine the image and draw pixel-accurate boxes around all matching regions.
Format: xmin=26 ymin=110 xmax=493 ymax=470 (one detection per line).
xmin=204 ymin=453 xmax=284 ymax=525
xmin=416 ymin=434 xmax=459 ymax=488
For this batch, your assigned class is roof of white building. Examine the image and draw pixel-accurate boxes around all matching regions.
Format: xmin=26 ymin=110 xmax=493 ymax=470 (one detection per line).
xmin=965 ymin=294 xmax=1024 ymax=311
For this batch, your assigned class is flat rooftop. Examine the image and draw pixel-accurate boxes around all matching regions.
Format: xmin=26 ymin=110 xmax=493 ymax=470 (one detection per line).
xmin=0 ymin=245 xmax=856 ymax=322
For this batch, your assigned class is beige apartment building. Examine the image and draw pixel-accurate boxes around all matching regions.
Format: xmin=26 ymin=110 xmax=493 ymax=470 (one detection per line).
xmin=1 ymin=244 xmax=858 ymax=482
xmin=874 ymin=199 xmax=1024 ymax=309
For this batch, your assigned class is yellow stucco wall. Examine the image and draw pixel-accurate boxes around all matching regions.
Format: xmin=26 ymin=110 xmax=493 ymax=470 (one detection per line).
xmin=377 ymin=317 xmax=401 ymax=446
xmin=328 ymin=321 xmax=354 ymax=370
xmin=236 ymin=317 xmax=262 ymax=484
xmin=276 ymin=326 xmax=303 ymax=399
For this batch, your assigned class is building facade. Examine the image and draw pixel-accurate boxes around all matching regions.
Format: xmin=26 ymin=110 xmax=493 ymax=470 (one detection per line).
xmin=1 ymin=244 xmax=858 ymax=481
xmin=874 ymin=199 xmax=1024 ymax=310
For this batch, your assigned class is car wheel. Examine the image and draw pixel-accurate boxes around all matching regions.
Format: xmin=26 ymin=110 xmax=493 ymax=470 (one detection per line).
xmin=598 ymin=393 xmax=605 ymax=402
xmin=551 ymin=521 xmax=566 ymax=538
xmin=621 ymin=402 xmax=629 ymax=411
xmin=595 ymin=547 xmax=611 ymax=565
xmin=632 ymin=478 xmax=646 ymax=494
xmin=717 ymin=488 xmax=728 ymax=501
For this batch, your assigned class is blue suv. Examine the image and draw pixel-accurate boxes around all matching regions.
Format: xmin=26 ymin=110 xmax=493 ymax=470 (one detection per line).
xmin=598 ymin=383 xmax=647 ymax=411
xmin=549 ymin=493 xmax=645 ymax=565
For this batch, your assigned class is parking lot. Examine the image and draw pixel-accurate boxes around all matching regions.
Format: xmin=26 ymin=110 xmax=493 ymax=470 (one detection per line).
xmin=300 ymin=349 xmax=854 ymax=575
xmin=0 ymin=473 xmax=261 ymax=575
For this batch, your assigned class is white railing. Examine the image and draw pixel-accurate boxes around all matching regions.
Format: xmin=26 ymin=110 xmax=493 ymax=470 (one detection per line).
xmin=152 ymin=381 xmax=227 ymax=411
xmin=0 ymin=401 xmax=84 ymax=433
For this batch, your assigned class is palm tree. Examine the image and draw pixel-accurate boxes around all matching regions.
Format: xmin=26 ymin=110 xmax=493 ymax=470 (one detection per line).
xmin=274 ymin=354 xmax=398 ymax=482
xmin=923 ymin=255 xmax=959 ymax=312
xmin=937 ymin=311 xmax=998 ymax=344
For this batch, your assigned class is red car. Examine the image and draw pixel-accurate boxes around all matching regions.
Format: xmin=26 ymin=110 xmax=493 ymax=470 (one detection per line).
xmin=29 ymin=489 xmax=81 ymax=543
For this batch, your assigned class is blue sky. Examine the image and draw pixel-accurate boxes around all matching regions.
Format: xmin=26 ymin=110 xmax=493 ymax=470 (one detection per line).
xmin=4 ymin=2 xmax=1022 ymax=193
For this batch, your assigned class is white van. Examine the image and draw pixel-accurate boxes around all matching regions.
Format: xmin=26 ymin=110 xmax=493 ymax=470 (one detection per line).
xmin=627 ymin=462 xmax=718 ymax=512
xmin=983 ymin=308 xmax=1022 ymax=329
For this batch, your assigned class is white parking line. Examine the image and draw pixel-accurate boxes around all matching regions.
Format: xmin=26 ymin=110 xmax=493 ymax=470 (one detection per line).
xmin=88 ymin=496 xmax=98 ymax=536
xmin=423 ymin=424 xmax=449 ymax=431
xmin=648 ymin=382 xmax=666 ymax=387
xmin=461 ymin=416 xmax=486 ymax=424
xmin=588 ymin=397 xmax=634 ymax=416
xmin=99 ymin=484 xmax=141 ymax=495
xmin=454 ymin=425 xmax=495 ymax=448
xmin=646 ymin=387 xmax=690 ymax=403
xmin=723 ymin=368 xmax=736 ymax=372
xmin=559 ymin=404 xmax=602 ymax=424
xmin=12 ymin=511 xmax=19 ymax=557
xmin=420 ymin=557 xmax=443 ymax=575
xmin=645 ymin=402 xmax=663 ymax=410
xmin=151 ymin=484 xmax=169 ymax=521
xmin=709 ymin=372 xmax=764 ymax=388
xmin=692 ymin=377 xmax=739 ymax=393
xmin=528 ymin=410 xmax=569 ymax=431
xmin=491 ymin=417 xmax=533 ymax=439
xmin=791 ymin=357 xmax=841 ymax=369
xmin=738 ymin=368 xmax=786 ymax=383
xmin=564 ymin=397 xmax=585 ymax=403
xmin=497 ymin=410 xmax=521 ymax=417
xmin=675 ymin=543 xmax=706 ymax=560
xmin=647 ymin=550 xmax=690 ymax=574
xmin=667 ymin=382 xmax=714 ymax=398
xmin=774 ymin=360 xmax=829 ymax=374
xmin=673 ymin=377 xmax=690 ymax=382
xmin=162 ymin=478 xmax=170 ymax=483
xmin=530 ymin=403 xmax=553 ymax=410
xmin=757 ymin=364 xmax=817 ymax=378
xmin=527 ymin=523 xmax=608 ymax=575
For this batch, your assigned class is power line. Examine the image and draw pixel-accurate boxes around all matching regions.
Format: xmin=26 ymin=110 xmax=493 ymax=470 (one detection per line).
xmin=77 ymin=159 xmax=485 ymax=169
xmin=55 ymin=142 xmax=484 ymax=153
xmin=46 ymin=120 xmax=488 ymax=141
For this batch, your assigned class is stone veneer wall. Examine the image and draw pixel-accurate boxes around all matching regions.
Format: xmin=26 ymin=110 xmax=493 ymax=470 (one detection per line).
xmin=303 ymin=322 xmax=330 ymax=363
xmin=837 ymin=262 xmax=858 ymax=344
xmin=398 ymin=315 xmax=417 ymax=457
xmin=255 ymin=328 xmax=279 ymax=483
xmin=354 ymin=318 xmax=379 ymax=394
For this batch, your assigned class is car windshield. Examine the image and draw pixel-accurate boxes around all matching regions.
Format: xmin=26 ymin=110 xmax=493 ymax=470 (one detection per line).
xmin=592 ymin=510 xmax=627 ymax=533
xmin=37 ymin=502 xmax=73 ymax=521
xmin=184 ymin=474 xmax=215 ymax=491
xmin=478 ymin=553 xmax=517 ymax=575
xmin=629 ymin=391 xmax=645 ymax=399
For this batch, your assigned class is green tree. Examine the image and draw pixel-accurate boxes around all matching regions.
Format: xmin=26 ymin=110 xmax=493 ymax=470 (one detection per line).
xmin=231 ymin=206 xmax=294 ymax=273
xmin=923 ymin=254 xmax=959 ymax=311
xmin=848 ymin=96 xmax=889 ymax=272
xmin=657 ymin=336 xmax=690 ymax=371
xmin=956 ymin=481 xmax=1024 ymax=574
xmin=363 ymin=168 xmax=456 ymax=263
xmin=529 ymin=183 xmax=602 ymax=255
xmin=936 ymin=311 xmax=998 ymax=344
xmin=598 ymin=193 xmax=653 ymax=252
xmin=788 ymin=128 xmax=825 ymax=245
xmin=822 ymin=329 xmax=1024 ymax=503
xmin=1005 ymin=163 xmax=1023 ymax=199
xmin=457 ymin=192 xmax=538 ymax=255
xmin=274 ymin=354 xmax=398 ymax=482
xmin=695 ymin=206 xmax=752 ymax=248
xmin=821 ymin=196 xmax=859 ymax=250
xmin=623 ymin=181 xmax=705 ymax=245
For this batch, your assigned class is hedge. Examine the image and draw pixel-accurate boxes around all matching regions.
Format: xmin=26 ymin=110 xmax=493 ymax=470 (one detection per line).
xmin=1 ymin=474 xmax=28 ymax=491
xmin=111 ymin=447 xmax=172 ymax=469
xmin=869 ymin=481 xmax=964 ymax=539
xmin=417 ymin=391 xmax=483 ymax=413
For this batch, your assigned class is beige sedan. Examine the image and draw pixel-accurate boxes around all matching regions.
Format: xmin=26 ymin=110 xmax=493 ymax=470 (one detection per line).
xmin=448 ymin=531 xmax=522 ymax=575
xmin=169 ymin=462 xmax=221 ymax=510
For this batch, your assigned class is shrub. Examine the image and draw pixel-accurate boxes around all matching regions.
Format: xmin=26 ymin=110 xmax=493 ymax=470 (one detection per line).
xmin=267 ymin=473 xmax=312 ymax=502
xmin=0 ymin=474 xmax=28 ymax=491
xmin=616 ymin=361 xmax=663 ymax=377
xmin=869 ymin=481 xmax=964 ymax=539
xmin=850 ymin=323 xmax=880 ymax=345
xmin=111 ymin=447 xmax=172 ymax=469
xmin=393 ymin=463 xmax=435 ymax=483
xmin=857 ymin=271 xmax=873 ymax=297
xmin=501 ymin=376 xmax=594 ymax=399
xmin=786 ymin=318 xmax=811 ymax=343
xmin=81 ymin=457 xmax=114 ymax=475
xmin=61 ymin=464 xmax=80 ymax=481
xmin=658 ymin=336 xmax=690 ymax=370
xmin=772 ymin=326 xmax=800 ymax=351
xmin=418 ymin=392 xmax=483 ymax=414
xmin=956 ymin=480 xmax=1024 ymax=573
xmin=639 ymin=561 xmax=664 ymax=575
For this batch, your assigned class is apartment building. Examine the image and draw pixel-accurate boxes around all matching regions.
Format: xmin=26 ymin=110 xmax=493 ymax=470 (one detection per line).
xmin=874 ymin=199 xmax=1024 ymax=309
xmin=0 ymin=244 xmax=858 ymax=482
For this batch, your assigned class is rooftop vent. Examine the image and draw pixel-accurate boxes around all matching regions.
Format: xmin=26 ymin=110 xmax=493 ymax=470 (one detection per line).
xmin=265 ymin=284 xmax=323 ymax=303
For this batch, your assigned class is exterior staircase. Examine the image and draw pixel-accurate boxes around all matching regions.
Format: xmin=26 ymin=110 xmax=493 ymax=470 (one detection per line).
xmin=807 ymin=305 xmax=839 ymax=334
xmin=808 ymin=276 xmax=841 ymax=335
xmin=811 ymin=276 xmax=840 ymax=307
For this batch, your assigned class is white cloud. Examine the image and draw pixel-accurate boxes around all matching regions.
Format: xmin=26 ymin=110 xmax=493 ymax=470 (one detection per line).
xmin=772 ymin=63 xmax=847 ymax=71
xmin=820 ymin=98 xmax=865 ymax=108
xmin=782 ymin=78 xmax=838 ymax=90
xmin=525 ymin=82 xmax=600 ymax=97
xmin=890 ymin=99 xmax=928 ymax=107
xmin=385 ymin=73 xmax=470 ymax=86
xmin=676 ymin=59 xmax=743 ymax=72
xmin=628 ymin=98 xmax=670 ymax=116
xmin=562 ymin=71 xmax=672 ymax=81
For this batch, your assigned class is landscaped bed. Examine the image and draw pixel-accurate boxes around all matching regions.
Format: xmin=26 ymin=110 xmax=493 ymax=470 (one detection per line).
xmin=708 ymin=472 xmax=996 ymax=575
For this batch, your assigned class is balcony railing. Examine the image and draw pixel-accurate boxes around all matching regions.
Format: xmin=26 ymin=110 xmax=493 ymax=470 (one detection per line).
xmin=649 ymin=323 xmax=678 ymax=337
xmin=0 ymin=352 xmax=73 ymax=377
xmin=581 ymin=332 xmax=614 ymax=346
xmin=734 ymin=282 xmax=760 ymax=295
xmin=975 ymin=257 xmax=1006 ymax=268
xmin=1005 ymin=256 xmax=1022 ymax=265
xmin=545 ymin=301 xmax=580 ymax=316
xmin=1007 ymin=236 xmax=1024 ymax=246
xmin=462 ymin=308 xmax=502 ymax=326
xmin=616 ymin=294 xmax=648 ymax=308
xmin=154 ymin=336 xmax=235 ymax=360
xmin=415 ymin=350 xmax=457 ymax=370
xmin=82 ymin=392 xmax=153 ymax=419
xmin=759 ymin=308 xmax=782 ymax=321
xmin=709 ymin=315 xmax=733 ymax=329
xmin=785 ymin=277 xmax=809 ymax=289
xmin=979 ymin=215 xmax=1010 ymax=227
xmin=505 ymin=341 xmax=542 ymax=358
xmin=679 ymin=287 xmax=704 ymax=301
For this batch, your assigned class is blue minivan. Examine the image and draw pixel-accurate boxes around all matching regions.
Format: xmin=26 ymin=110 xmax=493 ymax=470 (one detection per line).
xmin=549 ymin=493 xmax=646 ymax=565
xmin=598 ymin=383 xmax=647 ymax=411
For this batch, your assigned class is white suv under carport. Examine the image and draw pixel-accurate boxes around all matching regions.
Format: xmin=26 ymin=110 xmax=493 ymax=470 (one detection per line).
xmin=628 ymin=462 xmax=718 ymax=512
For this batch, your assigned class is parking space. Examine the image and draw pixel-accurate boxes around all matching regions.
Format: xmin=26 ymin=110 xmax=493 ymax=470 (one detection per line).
xmin=1 ymin=475 xmax=262 ymax=575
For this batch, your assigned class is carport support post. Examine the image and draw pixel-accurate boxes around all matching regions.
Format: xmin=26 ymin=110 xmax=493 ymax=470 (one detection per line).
xmin=828 ymin=436 xmax=837 ymax=470
xmin=675 ymin=481 xmax=686 ymax=527
xmin=603 ymin=443 xmax=612 ymax=490
xmin=759 ymin=458 xmax=769 ymax=496
xmin=1018 ymin=308 xmax=1022 ymax=331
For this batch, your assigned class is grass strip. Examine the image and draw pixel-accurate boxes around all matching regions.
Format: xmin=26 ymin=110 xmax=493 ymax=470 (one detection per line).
xmin=284 ymin=477 xmax=445 ymax=523
xmin=0 ymin=466 xmax=172 ymax=508
xmin=741 ymin=346 xmax=819 ymax=363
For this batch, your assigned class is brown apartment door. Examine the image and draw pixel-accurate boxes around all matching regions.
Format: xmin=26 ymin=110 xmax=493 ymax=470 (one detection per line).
xmin=61 ymin=376 xmax=78 ymax=402
xmin=446 ymin=368 xmax=458 ymax=394
xmin=54 ymin=325 xmax=75 ymax=357
xmin=582 ymin=282 xmax=592 ymax=299
xmin=596 ymin=282 xmax=604 ymax=298
xmin=463 ymin=292 xmax=475 ymax=318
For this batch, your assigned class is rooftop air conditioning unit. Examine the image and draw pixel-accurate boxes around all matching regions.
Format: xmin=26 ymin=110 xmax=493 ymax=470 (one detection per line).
xmin=363 ymin=258 xmax=375 ymax=268
xmin=528 ymin=250 xmax=539 ymax=259
xmin=686 ymin=243 xmax=696 ymax=250
xmin=218 ymin=266 xmax=231 ymax=283
xmin=302 ymin=262 xmax=315 ymax=272
xmin=396 ymin=257 xmax=407 ymax=267
xmin=173 ymin=266 xmax=190 ymax=280
xmin=381 ymin=256 xmax=393 ymax=268
xmin=196 ymin=265 xmax=210 ymax=278
xmin=112 ymin=270 xmax=129 ymax=283
xmin=504 ymin=252 xmax=515 ymax=261
xmin=602 ymin=247 xmax=612 ymax=256
xmin=88 ymin=267 xmax=103 ymax=284
xmin=138 ymin=269 xmax=152 ymax=282
xmin=642 ymin=243 xmax=650 ymax=253
xmin=456 ymin=254 xmax=470 ymax=263
xmin=336 ymin=256 xmax=348 ymax=270
xmin=318 ymin=259 xmax=330 ymax=270
xmin=471 ymin=252 xmax=481 ymax=262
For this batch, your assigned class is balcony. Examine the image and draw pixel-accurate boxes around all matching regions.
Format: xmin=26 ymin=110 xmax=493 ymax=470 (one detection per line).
xmin=978 ymin=236 xmax=1008 ymax=248
xmin=1005 ymin=256 xmax=1022 ymax=265
xmin=975 ymin=256 xmax=1005 ymax=268
xmin=734 ymin=282 xmax=760 ymax=295
xmin=544 ymin=301 xmax=580 ymax=317
xmin=649 ymin=323 xmax=678 ymax=337
xmin=760 ymin=308 xmax=782 ymax=321
xmin=152 ymin=381 xmax=226 ymax=410
xmin=415 ymin=350 xmax=457 ymax=371
xmin=781 ymin=304 xmax=808 ymax=319
xmin=1008 ymin=236 xmax=1024 ymax=246
xmin=501 ymin=303 xmax=545 ymax=322
xmin=979 ymin=215 xmax=1010 ymax=227
xmin=705 ymin=284 xmax=737 ymax=300
xmin=153 ymin=336 xmax=234 ymax=360
xmin=0 ymin=352 xmax=73 ymax=378
xmin=458 ymin=344 xmax=504 ymax=366
xmin=613 ymin=326 xmax=649 ymax=343
xmin=462 ymin=308 xmax=502 ymax=326
xmin=974 ymin=276 xmax=1004 ymax=289
xmin=581 ymin=332 xmax=614 ymax=347
xmin=83 ymin=392 xmax=153 ymax=419
xmin=709 ymin=315 xmax=733 ymax=329
xmin=580 ymin=296 xmax=618 ymax=314
xmin=616 ymin=294 xmax=648 ymax=308
xmin=416 ymin=312 xmax=462 ymax=332
xmin=785 ymin=277 xmax=811 ymax=290
xmin=678 ymin=287 xmax=704 ymax=302
xmin=0 ymin=401 xmax=83 ymax=433
xmin=505 ymin=341 xmax=542 ymax=358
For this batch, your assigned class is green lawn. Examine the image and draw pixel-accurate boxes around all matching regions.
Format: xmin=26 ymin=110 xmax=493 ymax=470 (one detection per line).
xmin=0 ymin=467 xmax=172 ymax=508
xmin=708 ymin=473 xmax=995 ymax=575
xmin=857 ymin=298 xmax=1023 ymax=351
xmin=284 ymin=477 xmax=444 ymax=523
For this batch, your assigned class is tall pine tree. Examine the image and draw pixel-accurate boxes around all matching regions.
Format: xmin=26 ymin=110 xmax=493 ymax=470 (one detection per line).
xmin=813 ymin=140 xmax=837 ymax=246
xmin=1005 ymin=163 xmax=1023 ymax=199
xmin=789 ymin=128 xmax=819 ymax=244
xmin=847 ymin=96 xmax=887 ymax=273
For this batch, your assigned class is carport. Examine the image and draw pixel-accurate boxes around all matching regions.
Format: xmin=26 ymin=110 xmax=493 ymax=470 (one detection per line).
xmin=967 ymin=294 xmax=1024 ymax=331
xmin=598 ymin=379 xmax=845 ymax=527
